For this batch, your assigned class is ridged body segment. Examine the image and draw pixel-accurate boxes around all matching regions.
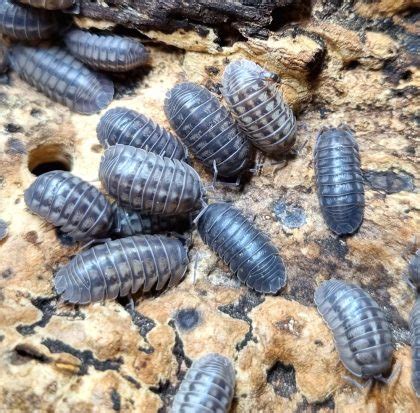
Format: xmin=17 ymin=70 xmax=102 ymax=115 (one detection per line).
xmin=99 ymin=145 xmax=203 ymax=214
xmin=17 ymin=0 xmax=74 ymax=10
xmin=24 ymin=171 xmax=113 ymax=241
xmin=97 ymin=107 xmax=187 ymax=160
xmin=0 ymin=0 xmax=60 ymax=40
xmin=164 ymin=82 xmax=251 ymax=178
xmin=54 ymin=235 xmax=189 ymax=304
xmin=409 ymin=298 xmax=420 ymax=397
xmin=222 ymin=59 xmax=296 ymax=156
xmin=64 ymin=29 xmax=149 ymax=72
xmin=314 ymin=126 xmax=365 ymax=235
xmin=8 ymin=45 xmax=114 ymax=114
xmin=408 ymin=251 xmax=420 ymax=291
xmin=197 ymin=203 xmax=286 ymax=293
xmin=315 ymin=279 xmax=394 ymax=379
xmin=171 ymin=353 xmax=235 ymax=413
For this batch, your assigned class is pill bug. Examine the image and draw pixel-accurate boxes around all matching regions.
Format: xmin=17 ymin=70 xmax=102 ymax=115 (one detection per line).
xmin=8 ymin=45 xmax=114 ymax=114
xmin=64 ymin=29 xmax=149 ymax=72
xmin=54 ymin=235 xmax=189 ymax=304
xmin=409 ymin=297 xmax=420 ymax=397
xmin=314 ymin=126 xmax=364 ymax=235
xmin=315 ymin=279 xmax=394 ymax=380
xmin=17 ymin=0 xmax=74 ymax=10
xmin=97 ymin=107 xmax=187 ymax=160
xmin=222 ymin=59 xmax=296 ymax=156
xmin=408 ymin=251 xmax=420 ymax=291
xmin=0 ymin=0 xmax=60 ymax=40
xmin=197 ymin=202 xmax=286 ymax=293
xmin=164 ymin=82 xmax=251 ymax=178
xmin=111 ymin=203 xmax=192 ymax=237
xmin=99 ymin=144 xmax=203 ymax=215
xmin=0 ymin=218 xmax=8 ymax=240
xmin=24 ymin=171 xmax=113 ymax=241
xmin=171 ymin=353 xmax=235 ymax=413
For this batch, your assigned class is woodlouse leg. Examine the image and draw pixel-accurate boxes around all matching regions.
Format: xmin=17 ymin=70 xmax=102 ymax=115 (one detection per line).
xmin=375 ymin=362 xmax=402 ymax=386
xmin=80 ymin=238 xmax=112 ymax=250
xmin=212 ymin=160 xmax=219 ymax=188
xmin=403 ymin=275 xmax=416 ymax=291
xmin=292 ymin=138 xmax=309 ymax=156
xmin=127 ymin=295 xmax=135 ymax=312
xmin=192 ymin=252 xmax=200 ymax=284
xmin=343 ymin=375 xmax=372 ymax=393
xmin=249 ymin=152 xmax=265 ymax=175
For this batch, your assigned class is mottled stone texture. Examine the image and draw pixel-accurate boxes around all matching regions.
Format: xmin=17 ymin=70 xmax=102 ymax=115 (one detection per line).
xmin=0 ymin=0 xmax=419 ymax=412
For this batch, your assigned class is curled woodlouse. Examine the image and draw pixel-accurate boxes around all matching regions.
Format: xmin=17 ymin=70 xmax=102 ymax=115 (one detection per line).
xmin=17 ymin=0 xmax=74 ymax=10
xmin=222 ymin=59 xmax=296 ymax=156
xmin=0 ymin=0 xmax=60 ymax=40
xmin=54 ymin=235 xmax=189 ymax=304
xmin=171 ymin=353 xmax=235 ymax=413
xmin=99 ymin=144 xmax=203 ymax=214
xmin=24 ymin=171 xmax=113 ymax=241
xmin=97 ymin=107 xmax=187 ymax=160
xmin=410 ymin=297 xmax=420 ymax=397
xmin=8 ymin=45 xmax=114 ymax=114
xmin=408 ymin=251 xmax=420 ymax=291
xmin=197 ymin=202 xmax=286 ymax=293
xmin=314 ymin=126 xmax=364 ymax=235
xmin=111 ymin=203 xmax=192 ymax=237
xmin=315 ymin=279 xmax=394 ymax=380
xmin=164 ymin=82 xmax=251 ymax=178
xmin=64 ymin=29 xmax=149 ymax=72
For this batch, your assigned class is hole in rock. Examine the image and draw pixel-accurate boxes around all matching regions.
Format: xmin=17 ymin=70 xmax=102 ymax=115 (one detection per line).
xmin=28 ymin=144 xmax=73 ymax=176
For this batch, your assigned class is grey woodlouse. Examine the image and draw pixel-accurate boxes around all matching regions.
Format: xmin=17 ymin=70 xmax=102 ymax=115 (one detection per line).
xmin=197 ymin=202 xmax=286 ymax=294
xmin=99 ymin=144 xmax=203 ymax=215
xmin=164 ymin=82 xmax=251 ymax=178
xmin=0 ymin=0 xmax=60 ymax=40
xmin=408 ymin=251 xmax=420 ymax=291
xmin=64 ymin=29 xmax=149 ymax=72
xmin=17 ymin=0 xmax=74 ymax=10
xmin=54 ymin=235 xmax=189 ymax=304
xmin=315 ymin=279 xmax=394 ymax=381
xmin=97 ymin=107 xmax=187 ymax=160
xmin=8 ymin=45 xmax=114 ymax=114
xmin=171 ymin=353 xmax=235 ymax=413
xmin=111 ymin=203 xmax=192 ymax=237
xmin=24 ymin=171 xmax=113 ymax=241
xmin=314 ymin=126 xmax=365 ymax=235
xmin=222 ymin=59 xmax=296 ymax=156
xmin=409 ymin=297 xmax=420 ymax=397
xmin=0 ymin=218 xmax=8 ymax=240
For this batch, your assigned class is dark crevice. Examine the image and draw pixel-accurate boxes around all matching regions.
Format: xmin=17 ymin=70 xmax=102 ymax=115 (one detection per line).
xmin=174 ymin=308 xmax=201 ymax=332
xmin=363 ymin=169 xmax=415 ymax=194
xmin=266 ymin=361 xmax=297 ymax=398
xmin=269 ymin=0 xmax=312 ymax=31
xmin=11 ymin=344 xmax=52 ymax=365
xmin=110 ymin=388 xmax=121 ymax=411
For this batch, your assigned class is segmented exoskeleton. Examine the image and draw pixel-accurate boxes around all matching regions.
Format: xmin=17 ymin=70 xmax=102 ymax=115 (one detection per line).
xmin=8 ymin=45 xmax=114 ymax=114
xmin=197 ymin=202 xmax=286 ymax=293
xmin=64 ymin=29 xmax=149 ymax=72
xmin=222 ymin=59 xmax=296 ymax=157
xmin=97 ymin=107 xmax=187 ymax=160
xmin=24 ymin=171 xmax=113 ymax=241
xmin=410 ymin=297 xmax=420 ymax=397
xmin=164 ymin=82 xmax=251 ymax=178
xmin=54 ymin=235 xmax=189 ymax=304
xmin=99 ymin=145 xmax=203 ymax=214
xmin=314 ymin=126 xmax=364 ymax=235
xmin=408 ymin=251 xmax=420 ymax=291
xmin=171 ymin=353 xmax=235 ymax=413
xmin=17 ymin=0 xmax=74 ymax=10
xmin=315 ymin=279 xmax=394 ymax=381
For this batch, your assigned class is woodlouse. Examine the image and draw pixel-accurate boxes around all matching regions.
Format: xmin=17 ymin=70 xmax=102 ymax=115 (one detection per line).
xmin=197 ymin=202 xmax=286 ymax=293
xmin=409 ymin=297 xmax=420 ymax=397
xmin=64 ymin=29 xmax=149 ymax=72
xmin=164 ymin=82 xmax=251 ymax=178
xmin=0 ymin=218 xmax=8 ymax=240
xmin=99 ymin=144 xmax=203 ymax=214
xmin=97 ymin=107 xmax=187 ymax=160
xmin=24 ymin=171 xmax=113 ymax=241
xmin=222 ymin=59 xmax=296 ymax=156
xmin=54 ymin=235 xmax=189 ymax=304
xmin=408 ymin=251 xmax=420 ymax=291
xmin=17 ymin=0 xmax=74 ymax=10
xmin=0 ymin=0 xmax=60 ymax=40
xmin=171 ymin=353 xmax=235 ymax=413
xmin=314 ymin=126 xmax=365 ymax=235
xmin=8 ymin=45 xmax=114 ymax=114
xmin=315 ymin=279 xmax=394 ymax=381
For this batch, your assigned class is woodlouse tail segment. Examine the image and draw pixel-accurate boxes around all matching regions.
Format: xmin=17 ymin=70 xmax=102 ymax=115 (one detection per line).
xmin=374 ymin=362 xmax=402 ymax=386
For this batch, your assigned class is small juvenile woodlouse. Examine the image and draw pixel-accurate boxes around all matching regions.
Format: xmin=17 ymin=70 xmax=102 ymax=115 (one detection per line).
xmin=408 ymin=251 xmax=420 ymax=291
xmin=8 ymin=45 xmax=114 ymax=114
xmin=164 ymin=82 xmax=251 ymax=178
xmin=99 ymin=144 xmax=203 ymax=215
xmin=197 ymin=202 xmax=286 ymax=293
xmin=171 ymin=353 xmax=235 ymax=413
xmin=409 ymin=297 xmax=420 ymax=397
xmin=315 ymin=279 xmax=394 ymax=382
xmin=314 ymin=126 xmax=365 ymax=235
xmin=64 ymin=29 xmax=149 ymax=72
xmin=17 ymin=0 xmax=74 ymax=10
xmin=24 ymin=171 xmax=113 ymax=241
xmin=222 ymin=59 xmax=296 ymax=156
xmin=97 ymin=107 xmax=187 ymax=160
xmin=0 ymin=0 xmax=60 ymax=40
xmin=54 ymin=235 xmax=189 ymax=304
